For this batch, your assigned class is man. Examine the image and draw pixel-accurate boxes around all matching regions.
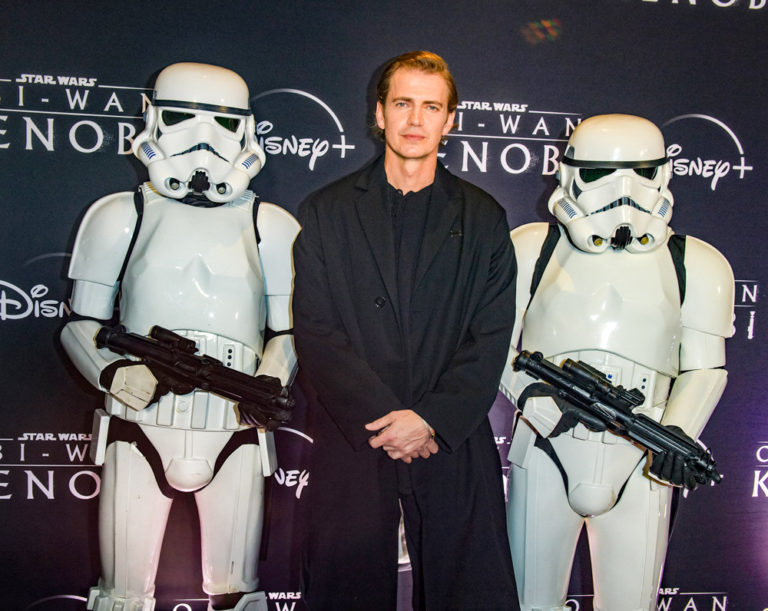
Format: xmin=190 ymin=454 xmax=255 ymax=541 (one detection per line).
xmin=293 ymin=51 xmax=518 ymax=610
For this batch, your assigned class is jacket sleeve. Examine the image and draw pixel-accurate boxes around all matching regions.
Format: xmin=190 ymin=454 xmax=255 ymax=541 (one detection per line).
xmin=412 ymin=208 xmax=517 ymax=452
xmin=292 ymin=195 xmax=405 ymax=450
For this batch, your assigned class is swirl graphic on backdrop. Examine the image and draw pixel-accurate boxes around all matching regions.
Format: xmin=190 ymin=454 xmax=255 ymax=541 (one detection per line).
xmin=663 ymin=114 xmax=753 ymax=191
xmin=251 ymin=88 xmax=356 ymax=171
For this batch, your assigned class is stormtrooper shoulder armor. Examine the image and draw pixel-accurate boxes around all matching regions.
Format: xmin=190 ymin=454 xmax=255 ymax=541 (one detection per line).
xmin=681 ymin=235 xmax=734 ymax=338
xmin=69 ymin=191 xmax=139 ymax=287
xmin=257 ymin=202 xmax=300 ymax=297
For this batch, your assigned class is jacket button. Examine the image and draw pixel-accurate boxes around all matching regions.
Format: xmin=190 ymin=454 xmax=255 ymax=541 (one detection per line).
xmin=374 ymin=297 xmax=387 ymax=309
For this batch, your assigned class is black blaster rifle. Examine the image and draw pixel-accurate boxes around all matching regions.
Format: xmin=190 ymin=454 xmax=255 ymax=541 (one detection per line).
xmin=513 ymin=350 xmax=722 ymax=486
xmin=96 ymin=325 xmax=294 ymax=431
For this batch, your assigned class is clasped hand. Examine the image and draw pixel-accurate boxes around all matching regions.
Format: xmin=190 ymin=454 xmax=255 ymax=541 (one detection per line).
xmin=365 ymin=409 xmax=438 ymax=463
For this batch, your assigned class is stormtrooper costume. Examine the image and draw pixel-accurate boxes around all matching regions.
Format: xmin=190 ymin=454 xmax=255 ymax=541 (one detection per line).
xmin=60 ymin=63 xmax=300 ymax=611
xmin=500 ymin=114 xmax=734 ymax=611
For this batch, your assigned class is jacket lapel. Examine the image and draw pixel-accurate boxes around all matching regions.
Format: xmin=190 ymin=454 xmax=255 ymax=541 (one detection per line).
xmin=415 ymin=163 xmax=462 ymax=287
xmin=354 ymin=158 xmax=401 ymax=327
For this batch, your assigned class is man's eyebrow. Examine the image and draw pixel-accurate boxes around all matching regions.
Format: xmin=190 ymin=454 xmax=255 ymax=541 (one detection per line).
xmin=391 ymin=96 xmax=444 ymax=107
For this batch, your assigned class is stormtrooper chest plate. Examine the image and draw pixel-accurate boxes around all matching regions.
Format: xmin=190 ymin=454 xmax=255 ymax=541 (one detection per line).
xmin=523 ymin=240 xmax=682 ymax=376
xmin=120 ymin=187 xmax=266 ymax=353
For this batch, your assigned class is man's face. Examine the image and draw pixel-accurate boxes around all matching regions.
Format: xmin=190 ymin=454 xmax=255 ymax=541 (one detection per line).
xmin=375 ymin=68 xmax=455 ymax=163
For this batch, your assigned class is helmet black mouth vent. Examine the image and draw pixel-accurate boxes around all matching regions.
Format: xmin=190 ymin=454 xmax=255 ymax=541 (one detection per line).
xmin=610 ymin=226 xmax=633 ymax=250
xmin=189 ymin=170 xmax=210 ymax=194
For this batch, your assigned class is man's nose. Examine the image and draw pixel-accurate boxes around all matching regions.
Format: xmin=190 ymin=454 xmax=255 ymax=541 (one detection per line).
xmin=409 ymin=106 xmax=423 ymax=125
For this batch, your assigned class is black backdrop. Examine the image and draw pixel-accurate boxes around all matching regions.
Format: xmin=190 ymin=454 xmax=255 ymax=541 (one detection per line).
xmin=1 ymin=1 xmax=766 ymax=609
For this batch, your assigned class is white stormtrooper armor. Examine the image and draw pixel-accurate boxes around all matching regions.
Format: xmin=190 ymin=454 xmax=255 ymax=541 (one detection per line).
xmin=500 ymin=114 xmax=734 ymax=611
xmin=133 ymin=62 xmax=266 ymax=204
xmin=60 ymin=63 xmax=299 ymax=611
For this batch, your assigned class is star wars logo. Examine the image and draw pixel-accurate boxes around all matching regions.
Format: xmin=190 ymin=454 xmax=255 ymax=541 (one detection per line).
xmin=444 ymin=102 xmax=578 ymax=178
xmin=0 ymin=71 xmax=147 ymax=154
xmin=0 ymin=432 xmax=99 ymax=501
xmin=267 ymin=592 xmax=303 ymax=611
xmin=1 ymin=75 xmax=359 ymax=169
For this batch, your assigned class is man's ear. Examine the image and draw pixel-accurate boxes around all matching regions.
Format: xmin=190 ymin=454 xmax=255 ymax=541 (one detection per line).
xmin=375 ymin=101 xmax=385 ymax=131
xmin=443 ymin=110 xmax=456 ymax=135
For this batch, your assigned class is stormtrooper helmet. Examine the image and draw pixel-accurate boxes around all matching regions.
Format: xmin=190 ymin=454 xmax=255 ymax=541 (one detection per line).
xmin=132 ymin=62 xmax=266 ymax=204
xmin=548 ymin=114 xmax=673 ymax=253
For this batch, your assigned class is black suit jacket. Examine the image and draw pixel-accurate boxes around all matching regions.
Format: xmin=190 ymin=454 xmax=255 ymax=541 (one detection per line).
xmin=294 ymin=157 xmax=520 ymax=610
xmin=293 ymin=156 xmax=516 ymax=453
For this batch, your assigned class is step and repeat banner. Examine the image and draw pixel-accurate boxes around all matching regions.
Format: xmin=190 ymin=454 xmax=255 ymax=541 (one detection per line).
xmin=1 ymin=1 xmax=765 ymax=609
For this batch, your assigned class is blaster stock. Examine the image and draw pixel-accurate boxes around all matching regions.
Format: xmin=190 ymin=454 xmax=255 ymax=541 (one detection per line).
xmin=95 ymin=325 xmax=294 ymax=431
xmin=513 ymin=350 xmax=722 ymax=486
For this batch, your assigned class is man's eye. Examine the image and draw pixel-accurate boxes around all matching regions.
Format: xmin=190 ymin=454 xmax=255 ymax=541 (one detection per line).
xmin=215 ymin=116 xmax=241 ymax=132
xmin=162 ymin=110 xmax=194 ymax=126
xmin=579 ymin=168 xmax=615 ymax=183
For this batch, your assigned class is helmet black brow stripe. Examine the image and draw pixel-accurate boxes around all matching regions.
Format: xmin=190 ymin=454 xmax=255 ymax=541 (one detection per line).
xmin=563 ymin=156 xmax=667 ymax=169
xmin=154 ymin=99 xmax=251 ymax=116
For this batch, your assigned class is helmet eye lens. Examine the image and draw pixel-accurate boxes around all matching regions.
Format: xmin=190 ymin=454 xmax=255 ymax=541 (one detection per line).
xmin=215 ymin=116 xmax=242 ymax=132
xmin=579 ymin=168 xmax=615 ymax=183
xmin=162 ymin=110 xmax=195 ymax=126
xmin=634 ymin=167 xmax=658 ymax=180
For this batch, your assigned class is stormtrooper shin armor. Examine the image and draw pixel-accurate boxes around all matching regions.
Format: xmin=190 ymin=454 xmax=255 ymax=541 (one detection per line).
xmin=500 ymin=115 xmax=734 ymax=611
xmin=60 ymin=63 xmax=298 ymax=611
